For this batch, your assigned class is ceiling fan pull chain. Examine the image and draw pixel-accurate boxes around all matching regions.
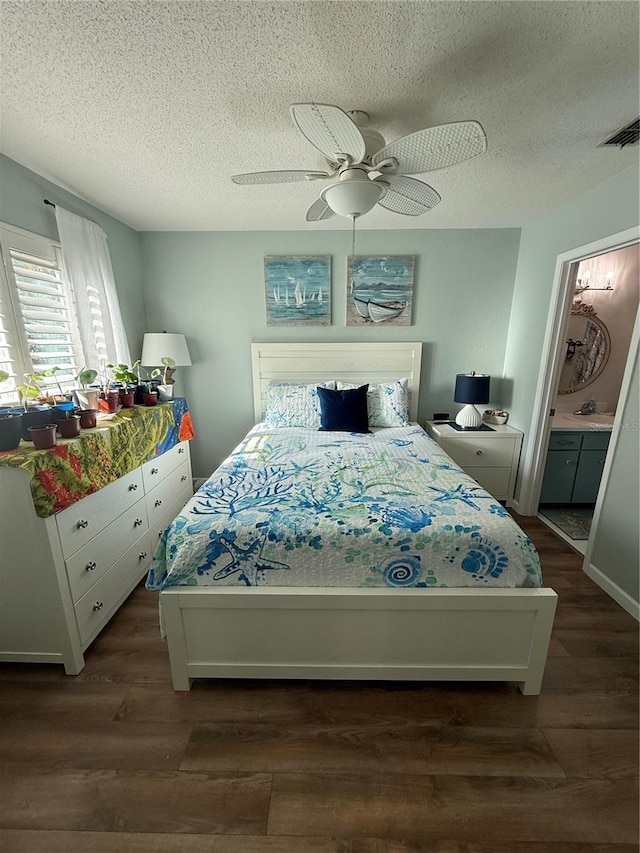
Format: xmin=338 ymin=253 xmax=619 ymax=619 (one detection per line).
xmin=351 ymin=214 xmax=356 ymax=257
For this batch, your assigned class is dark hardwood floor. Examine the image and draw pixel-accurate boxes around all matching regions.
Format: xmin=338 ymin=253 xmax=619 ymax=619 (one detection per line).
xmin=0 ymin=514 xmax=637 ymax=852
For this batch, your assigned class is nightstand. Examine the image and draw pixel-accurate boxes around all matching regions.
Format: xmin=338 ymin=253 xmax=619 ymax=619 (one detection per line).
xmin=425 ymin=421 xmax=523 ymax=504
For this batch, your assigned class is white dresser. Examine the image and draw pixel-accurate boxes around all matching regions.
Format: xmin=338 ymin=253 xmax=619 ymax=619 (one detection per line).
xmin=0 ymin=440 xmax=192 ymax=674
xmin=425 ymin=421 xmax=523 ymax=504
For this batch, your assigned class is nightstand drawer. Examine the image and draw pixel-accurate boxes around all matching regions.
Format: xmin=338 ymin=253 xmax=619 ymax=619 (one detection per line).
xmin=440 ymin=437 xmax=516 ymax=469
xmin=75 ymin=530 xmax=152 ymax=646
xmin=465 ymin=467 xmax=511 ymax=499
xmin=57 ymin=468 xmax=144 ymax=559
xmin=65 ymin=497 xmax=149 ymax=604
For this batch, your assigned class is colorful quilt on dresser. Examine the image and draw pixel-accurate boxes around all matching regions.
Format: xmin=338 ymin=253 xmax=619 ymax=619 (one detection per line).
xmin=0 ymin=399 xmax=194 ymax=518
xmin=147 ymin=424 xmax=542 ymax=591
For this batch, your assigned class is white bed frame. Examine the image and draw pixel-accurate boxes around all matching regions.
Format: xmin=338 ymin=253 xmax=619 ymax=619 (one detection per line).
xmin=161 ymin=342 xmax=557 ymax=694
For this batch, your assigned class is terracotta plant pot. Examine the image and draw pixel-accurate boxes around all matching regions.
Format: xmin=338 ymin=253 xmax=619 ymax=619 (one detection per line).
xmin=28 ymin=423 xmax=57 ymax=449
xmin=21 ymin=406 xmax=53 ymax=441
xmin=106 ymin=390 xmax=120 ymax=413
xmin=142 ymin=391 xmax=158 ymax=407
xmin=0 ymin=413 xmax=23 ymax=451
xmin=78 ymin=409 xmax=98 ymax=429
xmin=58 ymin=415 xmax=81 ymax=438
xmin=119 ymin=391 xmax=135 ymax=408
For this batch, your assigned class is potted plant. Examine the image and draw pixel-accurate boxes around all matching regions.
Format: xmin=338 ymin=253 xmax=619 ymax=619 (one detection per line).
xmin=106 ymin=362 xmax=137 ymax=407
xmin=0 ymin=369 xmax=23 ymax=451
xmin=17 ymin=373 xmax=52 ymax=440
xmin=151 ymin=357 xmax=176 ymax=401
xmin=75 ymin=367 xmax=100 ymax=411
xmin=36 ymin=366 xmax=68 ymax=405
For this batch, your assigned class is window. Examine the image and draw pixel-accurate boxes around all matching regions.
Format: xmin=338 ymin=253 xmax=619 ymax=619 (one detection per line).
xmin=0 ymin=223 xmax=86 ymax=405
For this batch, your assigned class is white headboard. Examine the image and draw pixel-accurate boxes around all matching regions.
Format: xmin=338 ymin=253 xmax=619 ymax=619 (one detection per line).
xmin=251 ymin=341 xmax=422 ymax=423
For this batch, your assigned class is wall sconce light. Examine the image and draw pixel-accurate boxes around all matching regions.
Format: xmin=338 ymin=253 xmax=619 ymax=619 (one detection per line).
xmin=454 ymin=371 xmax=491 ymax=429
xmin=141 ymin=332 xmax=192 ymax=385
xmin=575 ymin=269 xmax=615 ymax=293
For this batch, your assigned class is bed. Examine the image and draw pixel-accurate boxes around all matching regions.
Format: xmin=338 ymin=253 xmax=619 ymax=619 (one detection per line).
xmin=150 ymin=342 xmax=557 ymax=693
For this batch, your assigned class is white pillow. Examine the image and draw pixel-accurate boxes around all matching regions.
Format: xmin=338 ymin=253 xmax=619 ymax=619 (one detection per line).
xmin=336 ymin=378 xmax=410 ymax=427
xmin=264 ymin=382 xmax=336 ymax=428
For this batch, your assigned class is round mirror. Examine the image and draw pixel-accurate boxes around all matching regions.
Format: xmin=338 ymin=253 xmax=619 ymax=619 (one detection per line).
xmin=558 ymin=308 xmax=610 ymax=395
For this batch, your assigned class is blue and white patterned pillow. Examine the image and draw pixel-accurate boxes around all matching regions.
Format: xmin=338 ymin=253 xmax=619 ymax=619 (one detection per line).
xmin=337 ymin=378 xmax=410 ymax=427
xmin=264 ymin=382 xmax=336 ymax=428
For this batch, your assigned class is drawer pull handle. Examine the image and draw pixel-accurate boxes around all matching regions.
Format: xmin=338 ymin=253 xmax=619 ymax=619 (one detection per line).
xmin=181 ymin=475 xmax=187 ymax=482
xmin=178 ymin=447 xmax=184 ymax=454
xmin=93 ymin=601 xmax=104 ymax=612
xmin=139 ymin=551 xmax=148 ymax=560
xmin=134 ymin=518 xmax=143 ymax=527
xmin=476 ymin=450 xmax=483 ymax=456
xmin=76 ymin=519 xmax=89 ymax=529
xmin=151 ymin=467 xmax=159 ymax=475
xmin=155 ymin=499 xmax=162 ymax=507
xmin=128 ymin=483 xmax=138 ymax=491
xmin=85 ymin=561 xmax=97 ymax=572
xmin=565 ymin=459 xmax=575 ymax=465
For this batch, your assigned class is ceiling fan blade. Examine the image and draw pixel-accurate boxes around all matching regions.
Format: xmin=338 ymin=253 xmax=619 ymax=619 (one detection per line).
xmin=231 ymin=170 xmax=330 ymax=185
xmin=305 ymin=197 xmax=336 ymax=222
xmin=372 ymin=121 xmax=487 ymax=174
xmin=376 ymin=175 xmax=441 ymax=216
xmin=291 ymin=103 xmax=366 ymax=164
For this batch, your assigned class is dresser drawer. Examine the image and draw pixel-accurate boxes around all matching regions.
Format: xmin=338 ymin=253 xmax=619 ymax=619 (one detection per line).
xmin=149 ymin=485 xmax=193 ymax=545
xmin=440 ymin=437 xmax=516 ymax=470
xmin=464 ymin=467 xmax=511 ymax=499
xmin=56 ymin=468 xmax=144 ymax=559
xmin=146 ymin=460 xmax=191 ymax=527
xmin=75 ymin=530 xmax=152 ymax=646
xmin=141 ymin=442 xmax=190 ymax=492
xmin=65 ymin=498 xmax=149 ymax=603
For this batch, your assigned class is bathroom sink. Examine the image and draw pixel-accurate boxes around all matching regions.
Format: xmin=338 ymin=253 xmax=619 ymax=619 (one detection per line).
xmin=565 ymin=413 xmax=614 ymax=426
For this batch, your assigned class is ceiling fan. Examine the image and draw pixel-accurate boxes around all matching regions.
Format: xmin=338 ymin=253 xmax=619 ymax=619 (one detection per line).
xmin=231 ymin=103 xmax=487 ymax=222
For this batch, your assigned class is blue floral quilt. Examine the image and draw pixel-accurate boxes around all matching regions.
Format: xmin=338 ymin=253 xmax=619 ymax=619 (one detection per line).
xmin=146 ymin=425 xmax=542 ymax=591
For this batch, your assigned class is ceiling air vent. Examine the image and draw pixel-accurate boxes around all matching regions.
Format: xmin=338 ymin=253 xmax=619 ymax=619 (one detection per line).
xmin=598 ymin=117 xmax=639 ymax=149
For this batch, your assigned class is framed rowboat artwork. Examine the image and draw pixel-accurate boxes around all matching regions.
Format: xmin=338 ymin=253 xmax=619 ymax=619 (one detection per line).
xmin=347 ymin=255 xmax=415 ymax=326
xmin=264 ymin=255 xmax=331 ymax=326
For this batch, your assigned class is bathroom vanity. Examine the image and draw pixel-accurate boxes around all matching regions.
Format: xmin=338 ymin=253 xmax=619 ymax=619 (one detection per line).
xmin=540 ymin=414 xmax=612 ymax=504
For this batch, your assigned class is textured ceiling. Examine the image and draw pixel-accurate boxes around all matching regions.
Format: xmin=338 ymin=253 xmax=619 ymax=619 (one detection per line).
xmin=1 ymin=1 xmax=638 ymax=231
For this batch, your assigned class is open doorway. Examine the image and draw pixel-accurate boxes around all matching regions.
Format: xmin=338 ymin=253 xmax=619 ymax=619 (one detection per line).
xmin=537 ymin=243 xmax=639 ymax=554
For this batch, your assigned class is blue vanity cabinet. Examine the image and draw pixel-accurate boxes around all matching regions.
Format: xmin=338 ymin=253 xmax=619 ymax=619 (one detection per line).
xmin=541 ymin=430 xmax=610 ymax=504
xmin=572 ymin=431 xmax=610 ymax=503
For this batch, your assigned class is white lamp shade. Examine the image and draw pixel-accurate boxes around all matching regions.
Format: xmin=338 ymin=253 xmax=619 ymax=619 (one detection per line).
xmin=141 ymin=333 xmax=192 ymax=367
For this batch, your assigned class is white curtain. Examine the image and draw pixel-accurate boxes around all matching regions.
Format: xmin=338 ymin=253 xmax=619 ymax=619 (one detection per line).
xmin=55 ymin=206 xmax=131 ymax=371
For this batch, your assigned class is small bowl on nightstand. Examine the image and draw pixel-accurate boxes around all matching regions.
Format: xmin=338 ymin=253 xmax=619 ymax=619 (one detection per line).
xmin=483 ymin=410 xmax=509 ymax=425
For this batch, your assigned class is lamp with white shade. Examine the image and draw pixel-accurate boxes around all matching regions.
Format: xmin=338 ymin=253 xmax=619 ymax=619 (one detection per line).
xmin=141 ymin=333 xmax=192 ymax=389
xmin=454 ymin=372 xmax=491 ymax=429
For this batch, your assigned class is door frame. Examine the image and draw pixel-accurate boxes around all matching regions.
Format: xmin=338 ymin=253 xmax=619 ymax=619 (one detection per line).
xmin=516 ymin=225 xmax=639 ymax=517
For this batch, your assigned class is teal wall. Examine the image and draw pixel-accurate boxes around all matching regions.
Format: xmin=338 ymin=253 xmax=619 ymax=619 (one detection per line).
xmin=503 ymin=164 xmax=640 ymax=456
xmin=140 ymin=229 xmax=521 ymax=478
xmin=590 ymin=346 xmax=639 ymax=604
xmin=0 ymin=155 xmax=147 ymax=356
xmin=503 ymin=162 xmax=639 ymax=606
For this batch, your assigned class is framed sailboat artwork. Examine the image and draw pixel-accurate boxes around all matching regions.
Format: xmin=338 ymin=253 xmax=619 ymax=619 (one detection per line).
xmin=264 ymin=256 xmax=331 ymax=326
xmin=347 ymin=255 xmax=415 ymax=326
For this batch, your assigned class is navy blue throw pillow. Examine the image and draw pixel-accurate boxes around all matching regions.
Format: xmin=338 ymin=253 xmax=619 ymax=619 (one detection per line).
xmin=317 ymin=384 xmax=370 ymax=433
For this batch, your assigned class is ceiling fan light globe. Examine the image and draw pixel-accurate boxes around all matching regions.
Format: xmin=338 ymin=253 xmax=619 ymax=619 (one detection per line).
xmin=321 ymin=176 xmax=383 ymax=218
